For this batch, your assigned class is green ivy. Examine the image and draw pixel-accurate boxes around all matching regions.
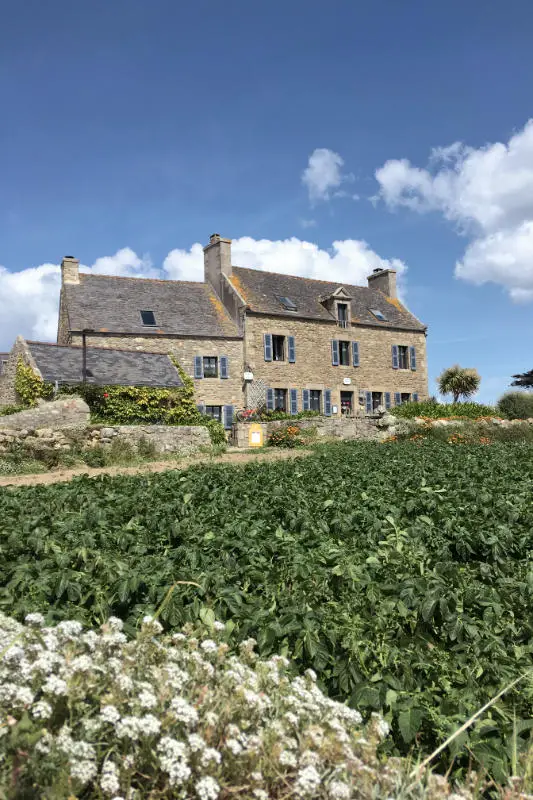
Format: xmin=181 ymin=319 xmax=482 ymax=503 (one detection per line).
xmin=14 ymin=359 xmax=53 ymax=407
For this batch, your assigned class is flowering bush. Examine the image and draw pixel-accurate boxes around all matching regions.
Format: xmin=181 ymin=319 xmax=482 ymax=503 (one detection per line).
xmin=268 ymin=425 xmax=306 ymax=448
xmin=0 ymin=612 xmax=477 ymax=799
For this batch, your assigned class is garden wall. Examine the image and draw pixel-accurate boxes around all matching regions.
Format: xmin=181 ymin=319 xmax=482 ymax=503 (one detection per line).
xmin=232 ymin=414 xmax=381 ymax=447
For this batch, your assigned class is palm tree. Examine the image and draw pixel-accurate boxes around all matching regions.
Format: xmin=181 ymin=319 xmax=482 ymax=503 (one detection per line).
xmin=438 ymin=365 xmax=481 ymax=403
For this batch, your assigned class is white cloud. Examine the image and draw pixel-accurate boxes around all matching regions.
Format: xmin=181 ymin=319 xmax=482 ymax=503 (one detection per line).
xmin=302 ymin=148 xmax=346 ymax=202
xmin=375 ymin=120 xmax=533 ymax=300
xmin=0 ymin=237 xmax=407 ymax=351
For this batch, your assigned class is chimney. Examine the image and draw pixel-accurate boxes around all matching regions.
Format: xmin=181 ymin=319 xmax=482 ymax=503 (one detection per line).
xmin=204 ymin=233 xmax=232 ymax=294
xmin=367 ymin=267 xmax=397 ymax=299
xmin=61 ymin=255 xmax=80 ymax=285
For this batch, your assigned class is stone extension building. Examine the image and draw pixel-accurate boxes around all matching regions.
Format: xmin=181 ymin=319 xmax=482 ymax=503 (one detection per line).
xmin=0 ymin=233 xmax=428 ymax=421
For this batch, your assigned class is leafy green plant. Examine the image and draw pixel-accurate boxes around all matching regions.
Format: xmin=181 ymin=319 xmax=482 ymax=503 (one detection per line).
xmin=437 ymin=365 xmax=481 ymax=403
xmin=0 ymin=404 xmax=25 ymax=417
xmin=497 ymin=391 xmax=533 ymax=420
xmin=267 ymin=424 xmax=306 ymax=447
xmin=393 ymin=400 xmax=498 ymax=419
xmin=2 ymin=441 xmax=533 ymax=781
xmin=14 ymin=359 xmax=54 ymax=407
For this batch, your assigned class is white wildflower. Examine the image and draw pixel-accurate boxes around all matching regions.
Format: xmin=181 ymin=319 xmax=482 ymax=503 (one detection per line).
xmin=139 ymin=714 xmax=161 ymax=736
xmin=3 ymin=645 xmax=24 ymax=663
xmin=13 ymin=686 xmax=34 ymax=707
xmin=279 ymin=750 xmax=298 ymax=767
xmin=305 ymin=668 xmax=317 ymax=682
xmin=43 ymin=675 xmax=67 ymax=696
xmin=204 ymin=711 xmax=218 ymax=727
xmin=107 ymin=617 xmax=124 ymax=631
xmin=137 ymin=689 xmax=157 ymax=709
xmin=116 ymin=716 xmax=142 ymax=741
xmin=196 ymin=776 xmax=220 ymax=800
xmin=142 ymin=616 xmax=163 ymax=634
xmin=188 ymin=733 xmax=206 ymax=752
xmin=213 ymin=621 xmax=225 ymax=631
xmin=170 ymin=697 xmax=198 ymax=726
xmin=253 ymin=791 xmax=269 ymax=800
xmin=70 ymin=655 xmax=95 ymax=673
xmin=25 ymin=612 xmax=45 ymax=626
xmin=200 ymin=747 xmax=221 ymax=766
xmin=82 ymin=630 xmax=99 ymax=650
xmin=70 ymin=759 xmax=97 ymax=785
xmin=57 ymin=620 xmax=83 ymax=638
xmin=200 ymin=639 xmax=218 ymax=653
xmin=226 ymin=738 xmax=243 ymax=755
xmin=328 ymin=780 xmax=351 ymax=799
xmin=158 ymin=736 xmax=191 ymax=786
xmin=295 ymin=765 xmax=321 ymax=796
xmin=101 ymin=705 xmax=121 ymax=725
xmin=31 ymin=700 xmax=53 ymax=720
xmin=371 ymin=713 xmax=390 ymax=740
xmin=101 ymin=760 xmax=121 ymax=796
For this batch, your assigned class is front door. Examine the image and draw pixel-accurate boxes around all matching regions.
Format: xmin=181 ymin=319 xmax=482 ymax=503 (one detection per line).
xmin=340 ymin=391 xmax=353 ymax=415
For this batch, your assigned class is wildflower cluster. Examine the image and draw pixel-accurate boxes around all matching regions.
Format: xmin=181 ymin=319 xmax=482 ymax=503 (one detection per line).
xmin=0 ymin=612 xmax=479 ymax=799
xmin=268 ymin=424 xmax=306 ymax=448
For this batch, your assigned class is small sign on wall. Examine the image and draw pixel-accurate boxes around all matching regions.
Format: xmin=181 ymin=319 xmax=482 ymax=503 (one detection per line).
xmin=248 ymin=423 xmax=264 ymax=447
xmin=332 ymin=405 xmax=338 ymax=415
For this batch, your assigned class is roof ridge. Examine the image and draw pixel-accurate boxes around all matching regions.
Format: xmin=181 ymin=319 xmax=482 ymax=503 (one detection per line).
xmin=232 ymin=265 xmax=373 ymax=290
xmin=79 ymin=273 xmax=206 ymax=287
xmin=27 ymin=340 xmax=178 ymax=359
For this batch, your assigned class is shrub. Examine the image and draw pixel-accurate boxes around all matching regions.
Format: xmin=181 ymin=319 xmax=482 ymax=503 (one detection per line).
xmin=259 ymin=409 xmax=321 ymax=421
xmin=497 ymin=391 xmax=533 ymax=420
xmin=14 ymin=359 xmax=54 ymax=407
xmin=267 ymin=424 xmax=305 ymax=447
xmin=0 ymin=404 xmax=25 ymax=417
xmin=0 ymin=611 xmax=478 ymax=800
xmin=393 ymin=401 xmax=498 ymax=419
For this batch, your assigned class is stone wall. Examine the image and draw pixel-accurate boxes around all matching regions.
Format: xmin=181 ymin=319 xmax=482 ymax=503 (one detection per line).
xmin=67 ymin=333 xmax=245 ymax=409
xmin=0 ymin=395 xmax=90 ymax=430
xmin=232 ymin=414 xmax=380 ymax=448
xmin=243 ymin=314 xmax=428 ymax=416
xmin=0 ymin=337 xmax=41 ymax=407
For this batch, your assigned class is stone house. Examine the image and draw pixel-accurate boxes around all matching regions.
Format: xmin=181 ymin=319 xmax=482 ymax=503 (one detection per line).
xmin=1 ymin=233 xmax=427 ymax=419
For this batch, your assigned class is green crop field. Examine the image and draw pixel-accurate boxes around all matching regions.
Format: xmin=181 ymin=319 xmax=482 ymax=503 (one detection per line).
xmin=1 ymin=440 xmax=532 ymax=781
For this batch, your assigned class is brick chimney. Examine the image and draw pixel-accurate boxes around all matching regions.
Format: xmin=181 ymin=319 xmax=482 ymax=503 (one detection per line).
xmin=61 ymin=255 xmax=80 ymax=285
xmin=367 ymin=267 xmax=397 ymax=299
xmin=204 ymin=234 xmax=232 ymax=295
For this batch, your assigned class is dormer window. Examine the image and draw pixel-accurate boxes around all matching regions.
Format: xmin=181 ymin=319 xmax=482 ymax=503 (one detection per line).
xmin=140 ymin=310 xmax=157 ymax=326
xmin=369 ymin=308 xmax=387 ymax=322
xmin=337 ymin=303 xmax=349 ymax=328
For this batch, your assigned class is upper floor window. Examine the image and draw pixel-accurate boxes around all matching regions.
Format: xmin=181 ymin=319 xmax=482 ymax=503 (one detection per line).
xmin=392 ymin=344 xmax=417 ymax=371
xmin=339 ymin=340 xmax=350 ymax=366
xmin=203 ymin=356 xmax=218 ymax=378
xmin=272 ymin=335 xmax=285 ymax=361
xmin=140 ymin=310 xmax=157 ymax=326
xmin=337 ymin=303 xmax=349 ymax=328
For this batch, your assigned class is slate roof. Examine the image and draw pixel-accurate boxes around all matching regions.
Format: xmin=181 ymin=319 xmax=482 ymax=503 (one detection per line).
xmin=63 ymin=275 xmax=240 ymax=338
xmin=27 ymin=342 xmax=184 ymax=388
xmin=230 ymin=267 xmax=426 ymax=332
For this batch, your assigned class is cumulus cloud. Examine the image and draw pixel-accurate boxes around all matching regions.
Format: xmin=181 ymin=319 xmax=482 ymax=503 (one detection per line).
xmin=0 ymin=237 xmax=407 ymax=351
xmin=375 ymin=119 xmax=533 ymax=300
xmin=301 ymin=148 xmax=347 ymax=202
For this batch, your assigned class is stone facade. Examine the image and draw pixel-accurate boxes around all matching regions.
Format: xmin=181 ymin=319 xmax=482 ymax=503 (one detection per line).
xmin=66 ymin=332 xmax=244 ymax=410
xmin=243 ymin=314 xmax=427 ymax=415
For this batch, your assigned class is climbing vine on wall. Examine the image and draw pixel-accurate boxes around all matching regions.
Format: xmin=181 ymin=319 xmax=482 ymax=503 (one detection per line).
xmin=14 ymin=359 xmax=54 ymax=407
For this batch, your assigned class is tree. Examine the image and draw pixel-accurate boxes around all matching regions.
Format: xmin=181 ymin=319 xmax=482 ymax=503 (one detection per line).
xmin=437 ymin=365 xmax=481 ymax=403
xmin=511 ymin=369 xmax=533 ymax=389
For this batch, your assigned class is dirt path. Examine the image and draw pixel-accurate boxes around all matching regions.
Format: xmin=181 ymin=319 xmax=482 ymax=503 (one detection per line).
xmin=0 ymin=448 xmax=313 ymax=489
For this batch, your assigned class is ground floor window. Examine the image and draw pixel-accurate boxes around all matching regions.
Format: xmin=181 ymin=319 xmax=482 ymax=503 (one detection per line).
xmin=372 ymin=391 xmax=383 ymax=412
xmin=340 ymin=391 xmax=353 ymax=415
xmin=204 ymin=405 xmax=222 ymax=422
xmin=401 ymin=393 xmax=411 ymax=404
xmin=274 ymin=388 xmax=287 ymax=411
xmin=309 ymin=389 xmax=322 ymax=412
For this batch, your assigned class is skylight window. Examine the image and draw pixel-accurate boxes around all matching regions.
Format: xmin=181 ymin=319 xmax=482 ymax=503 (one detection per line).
xmin=276 ymin=296 xmax=298 ymax=311
xmin=140 ymin=310 xmax=157 ymax=326
xmin=369 ymin=308 xmax=387 ymax=322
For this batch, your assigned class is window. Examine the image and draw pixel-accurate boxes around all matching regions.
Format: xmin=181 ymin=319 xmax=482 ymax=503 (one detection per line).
xmin=369 ymin=308 xmax=387 ymax=322
xmin=140 ymin=310 xmax=157 ymax=326
xmin=337 ymin=303 xmax=349 ymax=328
xmin=401 ymin=393 xmax=411 ymax=404
xmin=274 ymin=388 xmax=287 ymax=411
xmin=203 ymin=356 xmax=218 ymax=378
xmin=272 ymin=335 xmax=285 ymax=361
xmin=398 ymin=345 xmax=409 ymax=370
xmin=339 ymin=340 xmax=350 ymax=366
xmin=372 ymin=392 xmax=383 ymax=412
xmin=309 ymin=389 xmax=322 ymax=412
xmin=204 ymin=406 xmax=222 ymax=422
xmin=276 ymin=296 xmax=298 ymax=312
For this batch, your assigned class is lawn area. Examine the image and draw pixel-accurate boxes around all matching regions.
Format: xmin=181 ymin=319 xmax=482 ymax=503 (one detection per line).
xmin=1 ymin=440 xmax=532 ymax=781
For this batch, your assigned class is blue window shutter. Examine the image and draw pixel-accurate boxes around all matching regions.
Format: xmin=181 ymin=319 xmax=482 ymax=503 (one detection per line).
xmin=290 ymin=388 xmax=298 ymax=415
xmin=365 ymin=391 xmax=372 ymax=414
xmin=194 ymin=356 xmax=203 ymax=379
xmin=394 ymin=392 xmax=401 ymax=406
xmin=331 ymin=340 xmax=339 ymax=366
xmin=324 ymin=389 xmax=332 ymax=416
xmin=352 ymin=341 xmax=359 ymax=367
xmin=302 ymin=389 xmax=310 ymax=411
xmin=266 ymin=388 xmax=274 ymax=411
xmin=223 ymin=405 xmax=234 ymax=429
xmin=264 ymin=334 xmax=273 ymax=362
xmin=413 ymin=393 xmax=419 ymax=402
xmin=385 ymin=392 xmax=391 ymax=410
xmin=197 ymin=403 xmax=205 ymax=415
xmin=410 ymin=346 xmax=417 ymax=371
xmin=220 ymin=356 xmax=229 ymax=379
xmin=392 ymin=345 xmax=399 ymax=370
xmin=288 ymin=336 xmax=296 ymax=363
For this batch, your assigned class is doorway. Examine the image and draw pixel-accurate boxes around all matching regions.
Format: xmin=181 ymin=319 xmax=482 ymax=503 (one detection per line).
xmin=340 ymin=391 xmax=353 ymax=416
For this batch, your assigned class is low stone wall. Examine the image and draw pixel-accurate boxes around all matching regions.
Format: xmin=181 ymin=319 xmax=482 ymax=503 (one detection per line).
xmin=0 ymin=396 xmax=90 ymax=430
xmin=232 ymin=414 xmax=380 ymax=447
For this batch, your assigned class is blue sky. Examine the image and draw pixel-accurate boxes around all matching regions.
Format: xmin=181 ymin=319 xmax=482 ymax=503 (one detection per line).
xmin=2 ymin=0 xmax=533 ymax=402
